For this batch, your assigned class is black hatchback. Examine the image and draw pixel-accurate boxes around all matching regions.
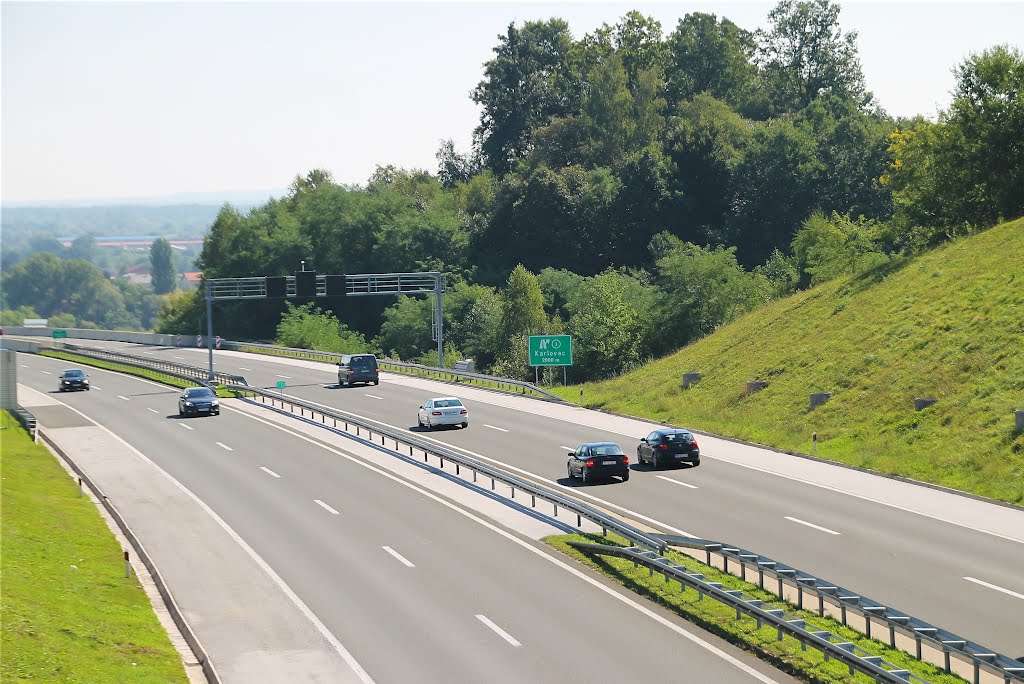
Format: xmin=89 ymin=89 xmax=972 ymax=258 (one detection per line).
xmin=567 ymin=442 xmax=630 ymax=483
xmin=637 ymin=429 xmax=700 ymax=468
xmin=58 ymin=368 xmax=90 ymax=392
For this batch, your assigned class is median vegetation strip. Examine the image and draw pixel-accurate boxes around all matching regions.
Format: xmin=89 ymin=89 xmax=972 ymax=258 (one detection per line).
xmin=0 ymin=413 xmax=188 ymax=683
xmin=39 ymin=350 xmax=233 ymax=397
xmin=546 ymin=533 xmax=965 ymax=684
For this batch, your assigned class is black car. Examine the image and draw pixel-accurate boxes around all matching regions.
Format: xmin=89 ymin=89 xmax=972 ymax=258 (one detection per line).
xmin=58 ymin=368 xmax=90 ymax=392
xmin=178 ymin=387 xmax=220 ymax=417
xmin=567 ymin=442 xmax=630 ymax=483
xmin=338 ymin=354 xmax=380 ymax=387
xmin=637 ymin=429 xmax=700 ymax=468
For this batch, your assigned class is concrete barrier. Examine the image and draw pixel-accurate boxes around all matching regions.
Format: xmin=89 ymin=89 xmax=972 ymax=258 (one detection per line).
xmin=682 ymin=372 xmax=702 ymax=389
xmin=746 ymin=380 xmax=768 ymax=394
xmin=914 ymin=397 xmax=938 ymax=411
xmin=809 ymin=392 xmax=832 ymax=410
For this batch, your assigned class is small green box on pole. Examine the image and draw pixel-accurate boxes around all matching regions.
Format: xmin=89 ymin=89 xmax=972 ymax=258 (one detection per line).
xmin=52 ymin=330 xmax=68 ymax=339
xmin=529 ymin=335 xmax=572 ymax=367
xmin=276 ymin=380 xmax=286 ymax=390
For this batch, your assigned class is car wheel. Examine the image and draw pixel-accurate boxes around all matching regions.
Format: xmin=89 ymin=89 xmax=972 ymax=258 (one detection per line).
xmin=461 ymin=422 xmax=468 ymax=429
xmin=86 ymin=387 xmax=90 ymax=391
xmin=373 ymin=380 xmax=380 ymax=385
xmin=621 ymin=472 xmax=629 ymax=482
xmin=693 ymin=458 xmax=700 ymax=467
xmin=652 ymin=453 xmax=659 ymax=469
xmin=580 ymin=468 xmax=588 ymax=484
xmin=178 ymin=408 xmax=183 ymax=417
xmin=567 ymin=463 xmax=574 ymax=480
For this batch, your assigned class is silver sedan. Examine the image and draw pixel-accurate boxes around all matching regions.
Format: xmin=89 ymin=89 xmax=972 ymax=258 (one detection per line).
xmin=417 ymin=397 xmax=469 ymax=429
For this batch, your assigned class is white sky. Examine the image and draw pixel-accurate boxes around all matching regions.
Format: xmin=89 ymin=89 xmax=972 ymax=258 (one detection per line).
xmin=2 ymin=1 xmax=1022 ymax=204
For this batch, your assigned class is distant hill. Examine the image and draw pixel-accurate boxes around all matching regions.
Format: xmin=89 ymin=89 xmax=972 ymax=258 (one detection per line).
xmin=0 ymin=196 xmax=276 ymax=241
xmin=560 ymin=218 xmax=1024 ymax=505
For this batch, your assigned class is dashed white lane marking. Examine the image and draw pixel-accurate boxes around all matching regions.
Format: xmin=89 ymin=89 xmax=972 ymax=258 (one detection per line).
xmin=117 ymin=395 xmax=130 ymax=401
xmin=260 ymin=467 xmax=281 ymax=478
xmin=365 ymin=394 xmax=384 ymax=400
xmin=147 ymin=408 xmax=158 ymax=413
xmin=656 ymin=475 xmax=699 ymax=489
xmin=216 ymin=442 xmax=233 ymax=451
xmin=275 ymin=374 xmax=291 ymax=379
xmin=382 ymin=546 xmax=415 ymax=568
xmin=559 ymin=445 xmax=574 ymax=452
xmin=315 ymin=499 xmax=340 ymax=515
xmin=483 ymin=424 xmax=508 ymax=432
xmin=92 ymin=386 xmax=102 ymax=390
xmin=238 ymin=367 xmax=252 ymax=371
xmin=143 ymin=351 xmax=154 ymax=355
xmin=475 ymin=615 xmax=521 ymax=647
xmin=964 ymin=576 xmax=1024 ymax=600
xmin=20 ymin=364 xmax=29 ymax=368
xmin=179 ymin=423 xmax=194 ymax=431
xmin=173 ymin=356 xmax=184 ymax=359
xmin=785 ymin=516 xmax=840 ymax=535
xmin=41 ymin=370 xmax=52 ymax=375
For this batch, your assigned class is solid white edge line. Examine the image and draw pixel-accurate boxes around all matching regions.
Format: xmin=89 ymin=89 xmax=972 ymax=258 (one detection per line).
xmin=226 ymin=404 xmax=779 ymax=683
xmin=260 ymin=466 xmax=281 ymax=478
xmin=483 ymin=424 xmax=509 ymax=432
xmin=314 ymin=499 xmax=340 ymax=515
xmin=656 ymin=475 xmax=699 ymax=489
xmin=475 ymin=614 xmax=521 ymax=647
xmin=784 ymin=516 xmax=840 ymax=535
xmin=27 ymin=388 xmax=374 ymax=683
xmin=216 ymin=442 xmax=233 ymax=451
xmin=964 ymin=576 xmax=1024 ymax=600
xmin=382 ymin=546 xmax=415 ymax=568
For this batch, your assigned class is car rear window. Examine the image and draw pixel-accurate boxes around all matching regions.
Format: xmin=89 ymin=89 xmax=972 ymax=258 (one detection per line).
xmin=663 ymin=432 xmax=693 ymax=443
xmin=349 ymin=356 xmax=376 ymax=368
xmin=592 ymin=444 xmax=624 ymax=456
xmin=435 ymin=399 xmax=463 ymax=408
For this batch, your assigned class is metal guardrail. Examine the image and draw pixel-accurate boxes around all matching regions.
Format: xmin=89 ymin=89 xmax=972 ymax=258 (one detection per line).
xmin=60 ymin=343 xmax=246 ymax=387
xmin=656 ymin=535 xmax=1024 ymax=684
xmin=226 ymin=382 xmax=666 ymax=554
xmin=10 ymin=405 xmax=38 ymax=441
xmin=220 ymin=340 xmax=566 ymax=402
xmin=568 ymin=542 xmax=927 ymax=683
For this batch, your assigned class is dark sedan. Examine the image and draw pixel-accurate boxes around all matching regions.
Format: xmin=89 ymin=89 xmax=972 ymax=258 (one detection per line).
xmin=58 ymin=368 xmax=90 ymax=392
xmin=567 ymin=442 xmax=630 ymax=483
xmin=637 ymin=429 xmax=700 ymax=468
xmin=178 ymin=387 xmax=220 ymax=417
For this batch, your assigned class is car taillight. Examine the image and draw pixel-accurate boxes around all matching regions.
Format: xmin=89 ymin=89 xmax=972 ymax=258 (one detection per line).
xmin=432 ymin=411 xmax=442 ymax=416
xmin=658 ymin=443 xmax=668 ymax=450
xmin=459 ymin=409 xmax=467 ymax=414
xmin=348 ymin=370 xmax=355 ymax=375
xmin=623 ymin=456 xmax=629 ymax=465
xmin=585 ymin=459 xmax=594 ymax=467
xmin=692 ymin=440 xmax=699 ymax=449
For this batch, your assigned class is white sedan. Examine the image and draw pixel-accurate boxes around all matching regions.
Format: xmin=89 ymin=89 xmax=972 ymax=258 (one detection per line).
xmin=417 ymin=397 xmax=469 ymax=429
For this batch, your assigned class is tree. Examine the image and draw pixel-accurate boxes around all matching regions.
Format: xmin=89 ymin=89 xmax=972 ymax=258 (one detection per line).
xmin=150 ymin=237 xmax=176 ymax=294
xmin=665 ymin=13 xmax=761 ymax=116
xmin=276 ymin=302 xmax=367 ymax=354
xmin=472 ymin=20 xmax=576 ymax=175
xmin=493 ymin=265 xmax=547 ymax=376
xmin=757 ymin=0 xmax=870 ymax=115
xmin=567 ymin=269 xmax=651 ymax=379
xmin=68 ymin=234 xmax=97 ymax=262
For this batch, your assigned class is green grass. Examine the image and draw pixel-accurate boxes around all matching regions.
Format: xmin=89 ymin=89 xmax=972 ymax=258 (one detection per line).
xmin=552 ymin=219 xmax=1024 ymax=505
xmin=547 ymin=533 xmax=965 ymax=684
xmin=0 ymin=413 xmax=188 ymax=683
xmin=40 ymin=350 xmax=233 ymax=398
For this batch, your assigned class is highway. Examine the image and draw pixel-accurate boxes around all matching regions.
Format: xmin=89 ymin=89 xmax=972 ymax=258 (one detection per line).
xmin=14 ymin=351 xmax=791 ymax=683
xmin=70 ymin=339 xmax=1024 ymax=659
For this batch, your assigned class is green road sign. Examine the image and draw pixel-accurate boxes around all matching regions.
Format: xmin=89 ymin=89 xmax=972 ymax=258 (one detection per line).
xmin=529 ymin=335 xmax=572 ymax=367
xmin=52 ymin=330 xmax=68 ymax=339
xmin=276 ymin=380 xmax=286 ymax=390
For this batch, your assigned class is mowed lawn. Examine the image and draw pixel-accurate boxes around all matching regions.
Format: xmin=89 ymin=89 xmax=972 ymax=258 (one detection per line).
xmin=0 ymin=415 xmax=187 ymax=683
xmin=555 ymin=219 xmax=1024 ymax=505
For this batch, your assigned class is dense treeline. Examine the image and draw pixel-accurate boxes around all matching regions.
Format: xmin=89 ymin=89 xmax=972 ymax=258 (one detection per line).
xmin=156 ymin=0 xmax=1023 ymax=382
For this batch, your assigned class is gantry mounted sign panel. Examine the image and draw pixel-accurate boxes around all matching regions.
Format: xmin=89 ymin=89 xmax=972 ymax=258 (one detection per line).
xmin=206 ymin=272 xmax=443 ymax=300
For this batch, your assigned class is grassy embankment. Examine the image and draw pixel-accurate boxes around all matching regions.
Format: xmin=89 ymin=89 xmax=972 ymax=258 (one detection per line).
xmin=546 ymin=533 xmax=965 ymax=684
xmin=552 ymin=219 xmax=1024 ymax=505
xmin=0 ymin=413 xmax=187 ymax=682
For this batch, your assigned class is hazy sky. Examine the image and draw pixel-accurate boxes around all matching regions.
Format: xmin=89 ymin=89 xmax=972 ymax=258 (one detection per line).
xmin=2 ymin=1 xmax=1022 ymax=204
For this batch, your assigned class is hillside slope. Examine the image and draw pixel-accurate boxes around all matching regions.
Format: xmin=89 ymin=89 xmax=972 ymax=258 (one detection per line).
xmin=564 ymin=218 xmax=1024 ymax=504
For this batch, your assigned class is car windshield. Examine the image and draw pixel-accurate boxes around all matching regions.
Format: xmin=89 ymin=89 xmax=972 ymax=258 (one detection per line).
xmin=63 ymin=370 xmax=85 ymax=378
xmin=591 ymin=444 xmax=624 ymax=456
xmin=434 ymin=399 xmax=463 ymax=408
xmin=663 ymin=432 xmax=693 ymax=442
xmin=186 ymin=388 xmax=215 ymax=398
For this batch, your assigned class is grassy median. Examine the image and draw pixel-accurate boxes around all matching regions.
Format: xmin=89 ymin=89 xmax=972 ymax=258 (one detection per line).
xmin=547 ymin=532 xmax=965 ymax=684
xmin=39 ymin=349 xmax=233 ymax=398
xmin=0 ymin=413 xmax=188 ymax=682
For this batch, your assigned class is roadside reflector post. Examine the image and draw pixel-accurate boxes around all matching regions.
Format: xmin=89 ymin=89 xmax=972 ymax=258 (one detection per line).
xmin=124 ymin=550 xmax=131 ymax=579
xmin=78 ymin=478 xmax=83 ymax=498
xmin=812 ymin=431 xmax=817 ymax=454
